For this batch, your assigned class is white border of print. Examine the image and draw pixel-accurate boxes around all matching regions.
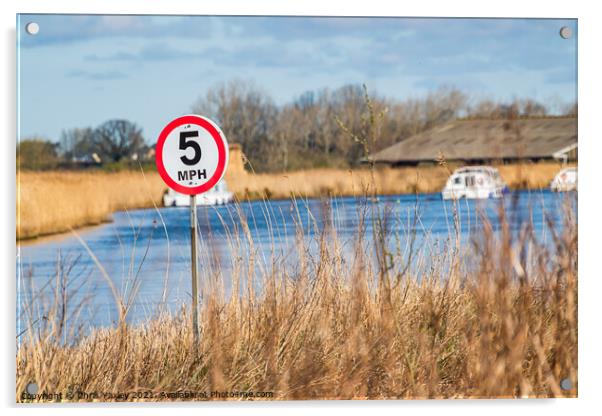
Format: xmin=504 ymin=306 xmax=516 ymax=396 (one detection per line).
xmin=2 ymin=1 xmax=600 ymax=416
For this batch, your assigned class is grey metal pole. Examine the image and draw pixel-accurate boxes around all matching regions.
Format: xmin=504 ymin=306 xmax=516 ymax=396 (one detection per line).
xmin=190 ymin=194 xmax=200 ymax=350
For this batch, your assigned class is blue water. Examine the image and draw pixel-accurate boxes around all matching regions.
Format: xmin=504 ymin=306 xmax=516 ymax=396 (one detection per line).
xmin=17 ymin=190 xmax=576 ymax=335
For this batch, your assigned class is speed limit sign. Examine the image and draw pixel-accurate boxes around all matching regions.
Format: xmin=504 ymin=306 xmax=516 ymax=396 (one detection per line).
xmin=155 ymin=114 xmax=229 ymax=195
xmin=155 ymin=114 xmax=230 ymax=348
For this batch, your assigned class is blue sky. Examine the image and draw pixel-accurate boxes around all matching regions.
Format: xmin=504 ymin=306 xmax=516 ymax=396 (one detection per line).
xmin=17 ymin=15 xmax=577 ymax=143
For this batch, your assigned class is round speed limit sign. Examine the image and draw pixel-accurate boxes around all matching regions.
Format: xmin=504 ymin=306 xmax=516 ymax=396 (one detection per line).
xmin=155 ymin=115 xmax=229 ymax=195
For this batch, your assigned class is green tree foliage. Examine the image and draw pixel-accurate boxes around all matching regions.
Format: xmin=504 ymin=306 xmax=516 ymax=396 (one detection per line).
xmin=17 ymin=138 xmax=60 ymax=170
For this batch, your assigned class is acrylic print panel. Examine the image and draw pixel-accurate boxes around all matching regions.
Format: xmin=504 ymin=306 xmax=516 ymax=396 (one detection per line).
xmin=16 ymin=14 xmax=578 ymax=402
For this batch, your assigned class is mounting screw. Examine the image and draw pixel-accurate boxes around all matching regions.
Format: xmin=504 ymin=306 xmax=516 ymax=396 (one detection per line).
xmin=559 ymin=26 xmax=572 ymax=39
xmin=560 ymin=378 xmax=573 ymax=390
xmin=25 ymin=22 xmax=39 ymax=35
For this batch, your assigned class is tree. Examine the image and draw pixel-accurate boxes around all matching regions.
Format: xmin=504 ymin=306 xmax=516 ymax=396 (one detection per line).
xmin=190 ymin=80 xmax=565 ymax=172
xmin=192 ymin=80 xmax=278 ymax=172
xmin=519 ymin=98 xmax=547 ymax=117
xmin=563 ymin=102 xmax=577 ymax=117
xmin=92 ymin=119 xmax=145 ymax=163
xmin=17 ymin=138 xmax=59 ymax=170
xmin=422 ymin=86 xmax=468 ymax=128
xmin=468 ymin=98 xmax=549 ymax=119
xmin=467 ymin=99 xmax=501 ymax=119
xmin=60 ymin=127 xmax=95 ymax=160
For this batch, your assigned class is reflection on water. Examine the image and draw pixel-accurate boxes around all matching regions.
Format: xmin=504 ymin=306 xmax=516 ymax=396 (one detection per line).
xmin=17 ymin=190 xmax=575 ymax=332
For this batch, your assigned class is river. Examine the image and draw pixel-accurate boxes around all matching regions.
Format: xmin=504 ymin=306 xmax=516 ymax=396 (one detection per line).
xmin=17 ymin=190 xmax=576 ymax=336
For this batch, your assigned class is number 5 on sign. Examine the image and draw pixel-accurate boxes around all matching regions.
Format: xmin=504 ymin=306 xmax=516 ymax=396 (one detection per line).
xmin=179 ymin=130 xmax=202 ymax=166
xmin=156 ymin=114 xmax=229 ymax=195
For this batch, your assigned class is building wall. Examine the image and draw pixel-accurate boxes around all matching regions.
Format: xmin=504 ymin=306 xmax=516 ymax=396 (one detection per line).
xmin=226 ymin=144 xmax=247 ymax=178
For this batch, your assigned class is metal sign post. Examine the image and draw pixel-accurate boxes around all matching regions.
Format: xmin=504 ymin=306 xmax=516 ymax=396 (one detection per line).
xmin=155 ymin=115 xmax=229 ymax=351
xmin=190 ymin=194 xmax=200 ymax=347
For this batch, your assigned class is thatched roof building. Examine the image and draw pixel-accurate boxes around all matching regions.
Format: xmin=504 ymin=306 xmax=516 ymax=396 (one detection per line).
xmin=369 ymin=117 xmax=577 ymax=166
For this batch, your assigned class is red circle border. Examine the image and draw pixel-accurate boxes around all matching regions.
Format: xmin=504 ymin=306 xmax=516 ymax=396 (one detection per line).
xmin=155 ymin=115 xmax=228 ymax=195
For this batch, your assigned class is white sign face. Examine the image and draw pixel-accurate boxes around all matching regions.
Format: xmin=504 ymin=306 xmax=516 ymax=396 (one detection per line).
xmin=155 ymin=115 xmax=229 ymax=195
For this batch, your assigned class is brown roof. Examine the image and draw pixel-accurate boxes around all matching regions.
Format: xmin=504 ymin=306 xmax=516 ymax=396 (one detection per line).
xmin=370 ymin=117 xmax=577 ymax=163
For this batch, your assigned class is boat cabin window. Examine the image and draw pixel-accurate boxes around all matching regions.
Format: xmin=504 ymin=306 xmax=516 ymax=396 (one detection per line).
xmin=453 ymin=176 xmax=462 ymax=185
xmin=465 ymin=176 xmax=476 ymax=187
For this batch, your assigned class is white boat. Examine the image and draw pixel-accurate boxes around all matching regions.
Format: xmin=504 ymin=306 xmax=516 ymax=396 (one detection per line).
xmin=550 ymin=167 xmax=577 ymax=192
xmin=163 ymin=180 xmax=234 ymax=207
xmin=442 ymin=166 xmax=507 ymax=200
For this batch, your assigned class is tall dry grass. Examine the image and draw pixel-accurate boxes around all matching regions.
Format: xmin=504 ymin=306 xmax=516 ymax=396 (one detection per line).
xmin=16 ymin=193 xmax=577 ymax=401
xmin=17 ymin=162 xmax=571 ymax=239
xmin=16 ymin=170 xmax=165 ymax=239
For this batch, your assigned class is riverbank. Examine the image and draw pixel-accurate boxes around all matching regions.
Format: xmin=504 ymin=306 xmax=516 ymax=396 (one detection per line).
xmin=17 ymin=162 xmax=571 ymax=239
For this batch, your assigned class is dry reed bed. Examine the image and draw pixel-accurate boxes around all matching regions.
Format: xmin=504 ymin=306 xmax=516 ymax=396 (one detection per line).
xmin=17 ymin=170 xmax=165 ymax=240
xmin=16 ymin=198 xmax=577 ymax=401
xmin=17 ymin=162 xmax=571 ymax=239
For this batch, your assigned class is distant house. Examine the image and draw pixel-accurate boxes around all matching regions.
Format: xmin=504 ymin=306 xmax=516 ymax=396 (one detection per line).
xmin=143 ymin=145 xmax=156 ymax=161
xmin=368 ymin=117 xmax=577 ymax=166
xmin=68 ymin=153 xmax=101 ymax=166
